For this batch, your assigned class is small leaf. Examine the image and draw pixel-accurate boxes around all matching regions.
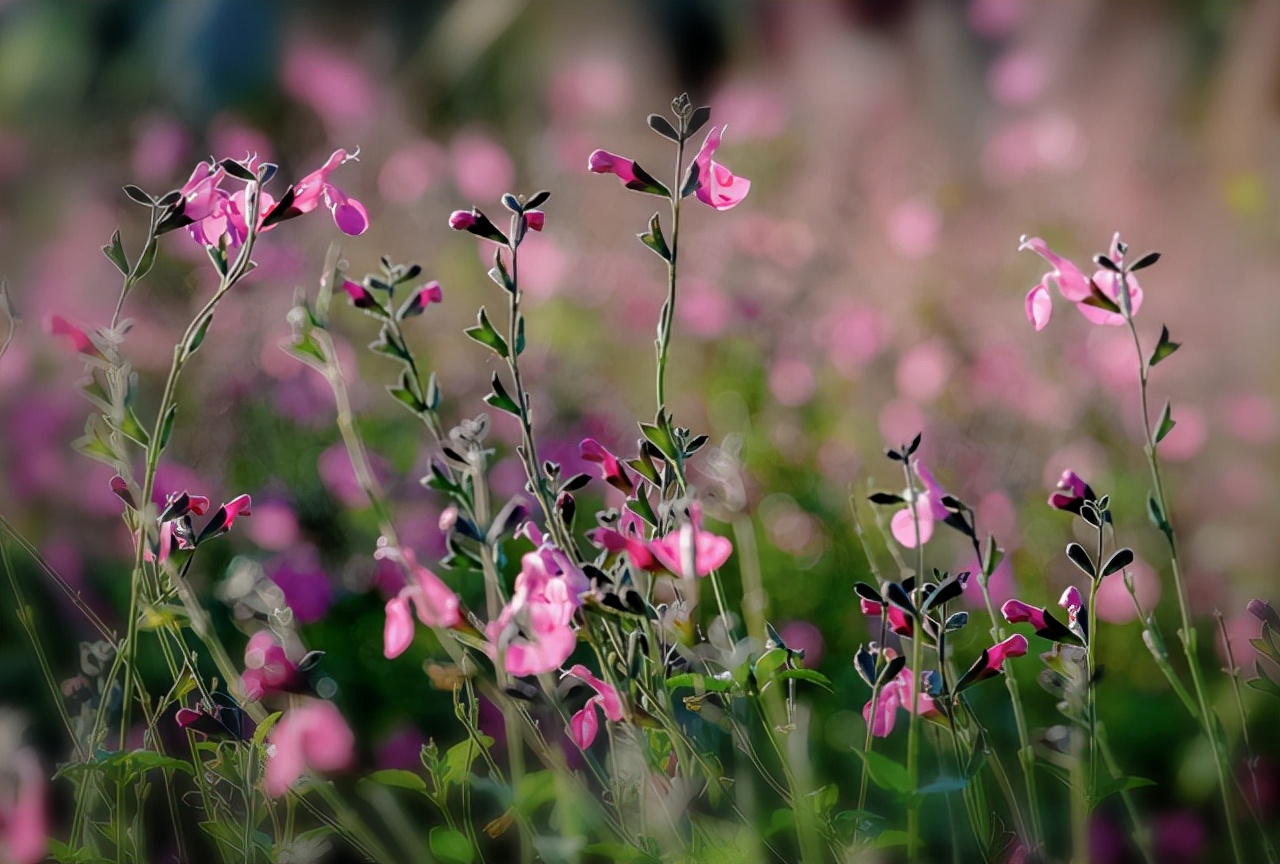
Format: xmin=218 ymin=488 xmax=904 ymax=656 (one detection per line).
xmin=186 ymin=314 xmax=213 ymax=355
xmin=133 ymin=237 xmax=159 ymax=283
xmin=1129 ymin=251 xmax=1161 ymax=271
xmin=638 ymin=420 xmax=678 ymax=462
xmin=680 ymin=160 xmax=701 ymax=199
xmin=251 ymin=711 xmax=283 ymax=749
xmin=764 ymin=668 xmax=833 ymax=693
xmin=429 ymin=826 xmax=475 ymax=864
xmin=526 ymin=190 xmax=551 ymax=209
xmin=122 ymin=184 xmax=154 ymax=206
xmin=638 ymin=212 xmax=671 ymax=261
xmin=1065 ymin=542 xmax=1096 ymax=579
xmin=484 ymin=373 xmax=520 ymax=416
xmin=364 ymin=768 xmax=428 ymax=793
xmin=982 ymin=536 xmax=1004 ymax=578
xmin=647 ymin=113 xmax=679 ymax=141
xmin=501 ymin=192 xmax=521 ymax=214
xmin=102 ymin=229 xmax=129 ymax=276
xmin=1154 ymin=401 xmax=1176 ymax=444
xmin=158 ymin=404 xmax=178 ymax=452
xmin=1093 ymin=254 xmax=1121 ymax=273
xmin=868 ymin=492 xmax=905 ymax=506
xmin=464 ymin=307 xmax=509 ymax=358
xmin=1150 ymin=325 xmax=1180 ymax=366
xmin=685 ymin=105 xmax=712 ymax=140
xmin=1092 ymin=775 xmax=1155 ymax=804
xmin=515 ymin=314 xmax=525 ymax=356
xmin=625 ymin=162 xmax=671 ymax=197
xmin=219 ymin=158 xmax=257 ymax=182
xmin=488 ymin=249 xmax=514 ymax=293
xmin=855 ymin=751 xmax=914 ymax=797
xmin=1081 ymin=279 xmax=1122 ymax=314
xmin=1147 ymin=494 xmax=1172 ymax=543
xmin=1101 ymin=548 xmax=1134 ymax=578
xmin=425 ymin=372 xmax=441 ymax=411
xmin=665 ymin=672 xmax=737 ymax=694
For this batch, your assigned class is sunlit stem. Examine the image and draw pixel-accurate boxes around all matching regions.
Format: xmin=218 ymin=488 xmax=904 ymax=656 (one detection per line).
xmin=902 ymin=459 xmax=925 ymax=864
xmin=1120 ymin=270 xmax=1244 ymax=864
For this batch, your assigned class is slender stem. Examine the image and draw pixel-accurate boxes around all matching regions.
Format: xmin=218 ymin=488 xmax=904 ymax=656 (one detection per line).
xmin=1094 ymin=721 xmax=1156 ymax=864
xmin=1121 ymin=286 xmax=1244 ymax=864
xmin=655 ymin=132 xmax=686 ymax=421
xmin=902 ymin=459 xmax=926 ymax=864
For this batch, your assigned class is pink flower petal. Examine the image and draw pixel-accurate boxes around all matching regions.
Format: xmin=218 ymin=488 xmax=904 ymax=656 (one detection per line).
xmin=890 ymin=503 xmax=935 ymax=548
xmin=384 ymin=594 xmax=416 ymax=659
xmin=569 ymin=702 xmax=600 ymax=749
xmin=1025 ymin=282 xmax=1052 ymax=330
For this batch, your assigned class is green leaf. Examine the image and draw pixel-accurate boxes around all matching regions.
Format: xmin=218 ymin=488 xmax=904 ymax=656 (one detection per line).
xmin=425 ymin=371 xmax=441 ymax=411
xmin=286 ymin=333 xmax=326 ymax=366
xmin=1081 ymin=278 xmax=1122 ymax=314
xmin=638 ymin=420 xmax=678 ymax=463
xmin=484 ymin=373 xmax=520 ymax=416
xmin=808 ymin=782 xmax=839 ymax=815
xmin=489 ymin=249 xmax=515 ymax=293
xmin=624 ymin=161 xmax=671 ymax=197
xmin=186 ymin=314 xmax=213 ymax=354
xmin=464 ymin=307 xmax=508 ymax=358
xmin=638 ymin=212 xmax=671 ymax=261
xmin=873 ymin=830 xmax=915 ymax=849
xmin=855 ymin=750 xmax=914 ymax=797
xmin=157 ymin=403 xmax=178 ymax=452
xmin=1147 ymin=494 xmax=1173 ymax=543
xmin=1066 ymin=542 xmax=1096 ymax=579
xmin=1155 ymin=401 xmax=1176 ymax=444
xmin=515 ymin=314 xmax=526 ymax=356
xmin=764 ymin=668 xmax=833 ymax=693
xmin=364 ymin=768 xmax=428 ymax=793
xmin=388 ymin=370 xmax=426 ymax=415
xmin=114 ymin=408 xmax=150 ymax=449
xmin=1149 ymin=325 xmax=1180 ymax=366
xmin=1246 ymin=674 xmax=1280 ymax=700
xmin=133 ymin=236 xmax=159 ymax=283
xmin=1101 ymin=547 xmax=1134 ymax=578
xmin=102 ymin=229 xmax=129 ymax=276
xmin=647 ymin=113 xmax=679 ymax=141
xmin=441 ymin=735 xmax=493 ymax=789
xmin=665 ymin=672 xmax=737 ymax=693
xmin=45 ymin=838 xmax=113 ymax=864
xmin=252 ymin=711 xmax=283 ymax=749
xmin=915 ymin=775 xmax=968 ymax=797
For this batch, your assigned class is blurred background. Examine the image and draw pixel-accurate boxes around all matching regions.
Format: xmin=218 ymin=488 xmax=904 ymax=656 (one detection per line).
xmin=1 ymin=0 xmax=1278 ymax=860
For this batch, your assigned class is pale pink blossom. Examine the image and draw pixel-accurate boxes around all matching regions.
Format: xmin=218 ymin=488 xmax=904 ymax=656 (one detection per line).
xmin=486 ymin=540 xmax=586 ymax=676
xmin=1019 ymin=233 xmax=1142 ymax=330
xmin=863 ymin=665 xmax=941 ymax=738
xmin=563 ymin=664 xmax=625 ymax=748
xmin=648 ymin=502 xmax=732 ymax=578
xmin=691 ymin=125 xmax=750 ymax=210
xmin=240 ymin=631 xmax=298 ymax=700
xmin=890 ymin=460 xmax=951 ymax=548
xmin=0 ymin=748 xmax=46 ymax=864
xmin=378 ymin=547 xmax=461 ymax=659
xmin=263 ymin=700 xmax=355 ymax=797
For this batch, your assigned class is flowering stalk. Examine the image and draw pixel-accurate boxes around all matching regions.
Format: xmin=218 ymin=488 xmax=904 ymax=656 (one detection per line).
xmin=900 ymin=456 xmax=926 ymax=864
xmin=1116 ymin=264 xmax=1245 ymax=864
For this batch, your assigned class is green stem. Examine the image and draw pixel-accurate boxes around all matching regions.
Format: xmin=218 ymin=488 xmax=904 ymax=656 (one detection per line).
xmin=902 ymin=459 xmax=926 ymax=864
xmin=1121 ymin=290 xmax=1244 ymax=864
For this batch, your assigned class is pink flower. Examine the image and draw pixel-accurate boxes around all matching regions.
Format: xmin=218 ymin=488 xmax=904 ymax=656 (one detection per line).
xmin=648 ymin=502 xmax=732 ymax=578
xmin=263 ymin=700 xmax=355 ymax=797
xmin=283 ymin=148 xmax=368 ymax=235
xmin=579 ymin=437 xmax=635 ymax=495
xmin=448 ymin=209 xmax=477 ymax=230
xmin=586 ymin=508 xmax=658 ymax=571
xmin=195 ymin=493 xmax=252 ymax=544
xmin=691 ymin=125 xmax=750 ymax=210
xmin=859 ymin=597 xmax=913 ymax=637
xmin=525 ymin=210 xmax=545 ymax=231
xmin=398 ymin=281 xmax=443 ymax=319
xmin=862 ymin=666 xmax=941 ymax=738
xmin=587 ymin=149 xmax=640 ymax=185
xmin=890 ymin=460 xmax=951 ymax=548
xmin=379 ymin=547 xmax=462 ymax=659
xmin=1049 ymin=469 xmax=1095 ymax=514
xmin=486 ymin=541 xmax=586 ymax=676
xmin=240 ymin=631 xmax=298 ymax=700
xmin=1001 ymin=599 xmax=1048 ymax=631
xmin=1019 ymin=233 xmax=1143 ymax=330
xmin=1060 ymin=585 xmax=1084 ymax=630
xmin=985 ymin=634 xmax=1029 ymax=672
xmin=46 ymin=315 xmax=103 ymax=358
xmin=0 ymin=748 xmax=47 ymax=864
xmin=563 ymin=664 xmax=625 ymax=748
xmin=341 ymin=278 xmax=378 ymax=309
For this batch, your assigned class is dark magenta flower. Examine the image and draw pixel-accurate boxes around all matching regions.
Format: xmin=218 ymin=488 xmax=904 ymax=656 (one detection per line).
xmin=859 ymin=597 xmax=913 ymax=637
xmin=448 ymin=209 xmax=476 ymax=230
xmin=587 ymin=149 xmax=640 ymax=185
xmin=525 ymin=209 xmax=545 ymax=231
xmin=1049 ymin=469 xmax=1096 ymax=514
xmin=863 ymin=664 xmax=941 ymax=738
xmin=579 ymin=437 xmax=635 ymax=495
xmin=1001 ymin=599 xmax=1048 ymax=631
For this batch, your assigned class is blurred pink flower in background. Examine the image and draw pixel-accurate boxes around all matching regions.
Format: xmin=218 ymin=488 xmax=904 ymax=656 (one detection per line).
xmin=378 ymin=140 xmax=445 ymax=206
xmin=1157 ymin=405 xmax=1207 ymax=462
xmin=241 ymin=631 xmax=299 ymax=700
xmin=548 ymin=56 xmax=630 ymax=120
xmin=0 ymin=748 xmax=46 ymax=864
xmin=676 ymin=277 xmax=733 ymax=338
xmin=776 ymin=620 xmax=825 ymax=668
xmin=267 ymin=546 xmax=333 ymax=625
xmin=207 ymin=114 xmax=274 ymax=164
xmin=768 ymin=356 xmax=816 ymax=408
xmin=987 ymin=48 xmax=1049 ymax=107
xmin=245 ymin=500 xmax=301 ymax=552
xmin=968 ymin=0 xmax=1025 ymax=38
xmin=877 ymin=399 xmax=927 ymax=448
xmin=886 ymin=197 xmax=940 ymax=260
xmin=963 ymin=555 xmax=1016 ymax=608
xmin=895 ymin=341 xmax=953 ymax=403
xmin=264 ymin=700 xmax=355 ymax=797
xmin=710 ymin=81 xmax=787 ymax=141
xmin=983 ymin=111 xmax=1085 ymax=184
xmin=375 ymin=726 xmax=428 ymax=771
xmin=131 ymin=115 xmax=191 ymax=185
xmin=451 ymin=130 xmax=515 ymax=203
xmin=1223 ymin=392 xmax=1278 ymax=443
xmin=280 ymin=43 xmax=378 ymax=136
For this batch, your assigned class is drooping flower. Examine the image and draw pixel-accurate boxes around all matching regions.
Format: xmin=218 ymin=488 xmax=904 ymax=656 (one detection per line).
xmin=283 ymin=148 xmax=368 ymax=235
xmin=984 ymin=633 xmax=1029 ymax=672
xmin=1001 ymin=599 xmax=1048 ymax=631
xmin=398 ymin=281 xmax=443 ymax=319
xmin=1059 ymin=585 xmax=1084 ymax=634
xmin=378 ymin=546 xmax=462 ymax=660
xmin=691 ymin=125 xmax=750 ymax=210
xmin=45 ymin=315 xmax=103 ymax=358
xmin=525 ymin=210 xmax=546 ymax=231
xmin=586 ymin=508 xmax=658 ymax=571
xmin=890 ymin=460 xmax=952 ymax=548
xmin=579 ymin=437 xmax=635 ymax=495
xmin=0 ymin=748 xmax=47 ymax=864
xmin=563 ymin=664 xmax=625 ymax=748
xmin=647 ymin=502 xmax=732 ymax=578
xmin=175 ymin=694 xmax=248 ymax=740
xmin=1019 ymin=232 xmax=1142 ymax=330
xmin=862 ymin=665 xmax=942 ymax=738
xmin=263 ymin=700 xmax=355 ymax=797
